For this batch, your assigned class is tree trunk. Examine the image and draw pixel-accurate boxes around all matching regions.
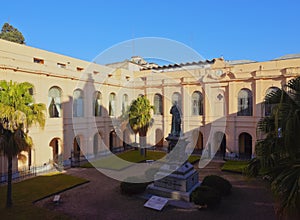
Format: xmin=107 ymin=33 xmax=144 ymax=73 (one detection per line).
xmin=6 ymin=154 xmax=13 ymax=208
xmin=139 ymin=130 xmax=147 ymax=157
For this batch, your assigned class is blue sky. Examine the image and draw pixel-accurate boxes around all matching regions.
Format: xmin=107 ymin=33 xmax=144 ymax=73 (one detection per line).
xmin=1 ymin=0 xmax=300 ymax=63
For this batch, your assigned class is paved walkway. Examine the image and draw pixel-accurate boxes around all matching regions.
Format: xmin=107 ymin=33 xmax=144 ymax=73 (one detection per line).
xmin=36 ymin=161 xmax=276 ymax=220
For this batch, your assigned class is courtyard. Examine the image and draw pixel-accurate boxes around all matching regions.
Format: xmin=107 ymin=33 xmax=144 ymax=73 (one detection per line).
xmin=34 ymin=161 xmax=275 ymax=220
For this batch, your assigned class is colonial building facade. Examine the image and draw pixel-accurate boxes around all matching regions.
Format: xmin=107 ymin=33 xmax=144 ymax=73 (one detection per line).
xmin=1 ymin=39 xmax=300 ymax=176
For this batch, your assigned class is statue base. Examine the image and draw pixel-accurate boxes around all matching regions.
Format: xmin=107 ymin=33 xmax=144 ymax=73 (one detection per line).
xmin=147 ymin=161 xmax=200 ymax=201
xmin=146 ymin=135 xmax=200 ymax=202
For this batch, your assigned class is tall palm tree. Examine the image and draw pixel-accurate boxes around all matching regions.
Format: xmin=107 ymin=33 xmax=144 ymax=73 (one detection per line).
xmin=128 ymin=96 xmax=153 ymax=157
xmin=246 ymin=77 xmax=300 ymax=218
xmin=0 ymin=80 xmax=46 ymax=208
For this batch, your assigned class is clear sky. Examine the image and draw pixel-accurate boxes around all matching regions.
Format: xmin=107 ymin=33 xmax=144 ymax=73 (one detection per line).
xmin=1 ymin=0 xmax=300 ymax=63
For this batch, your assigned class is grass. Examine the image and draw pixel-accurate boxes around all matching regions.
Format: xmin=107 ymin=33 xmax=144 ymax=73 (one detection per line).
xmin=81 ymin=150 xmax=166 ymax=170
xmin=188 ymin=155 xmax=200 ymax=164
xmin=0 ymin=173 xmax=88 ymax=219
xmin=81 ymin=150 xmax=200 ymax=170
xmin=221 ymin=160 xmax=249 ymax=173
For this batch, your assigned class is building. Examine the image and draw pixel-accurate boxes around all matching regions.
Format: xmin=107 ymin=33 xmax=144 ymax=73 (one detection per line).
xmin=0 ymin=39 xmax=300 ymax=177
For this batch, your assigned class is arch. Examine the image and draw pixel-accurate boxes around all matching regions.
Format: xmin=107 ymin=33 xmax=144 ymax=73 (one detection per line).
xmin=49 ymin=138 xmax=63 ymax=164
xmin=264 ymin=87 xmax=280 ymax=116
xmin=214 ymin=132 xmax=226 ymax=158
xmin=94 ymin=91 xmax=102 ymax=117
xmin=109 ymin=130 xmax=117 ymax=151
xmin=122 ymin=94 xmax=129 ymax=114
xmin=196 ymin=131 xmax=203 ymax=150
xmin=154 ymin=93 xmax=163 ymax=115
xmin=48 ymin=86 xmax=62 ymax=118
xmin=109 ymin=93 xmax=116 ymax=116
xmin=73 ymin=136 xmax=82 ymax=160
xmin=239 ymin=132 xmax=252 ymax=159
xmin=237 ymin=88 xmax=253 ymax=116
xmin=73 ymin=89 xmax=84 ymax=117
xmin=192 ymin=91 xmax=203 ymax=115
xmin=155 ymin=129 xmax=164 ymax=148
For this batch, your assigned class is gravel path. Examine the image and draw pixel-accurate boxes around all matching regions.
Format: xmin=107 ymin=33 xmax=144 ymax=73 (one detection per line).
xmin=35 ymin=161 xmax=276 ymax=220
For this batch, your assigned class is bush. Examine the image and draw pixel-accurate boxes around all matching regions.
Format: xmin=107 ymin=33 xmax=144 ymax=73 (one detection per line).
xmin=191 ymin=186 xmax=221 ymax=208
xmin=120 ymin=176 xmax=149 ymax=195
xmin=201 ymin=175 xmax=232 ymax=196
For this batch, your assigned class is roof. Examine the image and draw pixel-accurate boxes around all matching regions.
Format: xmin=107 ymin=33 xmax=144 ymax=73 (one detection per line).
xmin=141 ymin=59 xmax=215 ymax=70
xmin=272 ymin=53 xmax=300 ymax=60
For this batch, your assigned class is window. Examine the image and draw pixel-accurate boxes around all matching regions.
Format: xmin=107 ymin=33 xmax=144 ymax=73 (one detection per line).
xmin=33 ymin=57 xmax=44 ymax=64
xmin=192 ymin=91 xmax=203 ymax=115
xmin=48 ymin=86 xmax=62 ymax=118
xmin=77 ymin=67 xmax=84 ymax=72
xmin=122 ymin=94 xmax=129 ymax=114
xmin=237 ymin=89 xmax=252 ymax=116
xmin=264 ymin=87 xmax=279 ymax=116
xmin=109 ymin=93 xmax=116 ymax=116
xmin=94 ymin=91 xmax=102 ymax=117
xmin=57 ymin=63 xmax=66 ymax=68
xmin=154 ymin=94 xmax=163 ymax=115
xmin=73 ymin=89 xmax=84 ymax=117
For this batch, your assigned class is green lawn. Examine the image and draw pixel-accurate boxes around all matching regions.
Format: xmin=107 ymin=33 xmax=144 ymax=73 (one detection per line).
xmin=221 ymin=160 xmax=249 ymax=173
xmin=81 ymin=150 xmax=200 ymax=170
xmin=0 ymin=173 xmax=88 ymax=219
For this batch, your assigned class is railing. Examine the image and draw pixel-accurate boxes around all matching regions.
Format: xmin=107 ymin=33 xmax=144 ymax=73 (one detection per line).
xmin=0 ymin=163 xmax=56 ymax=185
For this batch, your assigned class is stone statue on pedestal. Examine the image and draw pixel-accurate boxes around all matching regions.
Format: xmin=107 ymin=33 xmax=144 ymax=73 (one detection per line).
xmin=170 ymin=102 xmax=181 ymax=137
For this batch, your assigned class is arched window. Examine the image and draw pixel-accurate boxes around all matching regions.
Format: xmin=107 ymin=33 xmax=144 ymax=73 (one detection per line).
xmin=122 ymin=94 xmax=129 ymax=114
xmin=73 ymin=89 xmax=84 ymax=117
xmin=109 ymin=93 xmax=116 ymax=116
xmin=237 ymin=89 xmax=252 ymax=116
xmin=172 ymin=92 xmax=182 ymax=109
xmin=264 ymin=87 xmax=279 ymax=116
xmin=154 ymin=93 xmax=163 ymax=115
xmin=192 ymin=91 xmax=203 ymax=115
xmin=48 ymin=86 xmax=62 ymax=118
xmin=94 ymin=91 xmax=102 ymax=117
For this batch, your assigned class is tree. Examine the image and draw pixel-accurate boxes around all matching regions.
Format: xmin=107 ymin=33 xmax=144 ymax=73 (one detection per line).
xmin=128 ymin=96 xmax=153 ymax=156
xmin=0 ymin=80 xmax=46 ymax=208
xmin=246 ymin=77 xmax=300 ymax=218
xmin=0 ymin=23 xmax=25 ymax=44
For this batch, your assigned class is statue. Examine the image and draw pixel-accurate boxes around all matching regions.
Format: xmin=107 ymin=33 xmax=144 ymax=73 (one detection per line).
xmin=170 ymin=102 xmax=181 ymax=137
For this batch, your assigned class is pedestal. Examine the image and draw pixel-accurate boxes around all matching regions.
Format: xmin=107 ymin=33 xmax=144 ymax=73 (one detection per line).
xmin=147 ymin=135 xmax=200 ymax=202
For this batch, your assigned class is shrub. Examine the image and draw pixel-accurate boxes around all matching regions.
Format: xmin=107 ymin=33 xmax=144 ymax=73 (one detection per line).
xmin=201 ymin=175 xmax=232 ymax=196
xmin=191 ymin=186 xmax=221 ymax=208
xmin=120 ymin=176 xmax=149 ymax=195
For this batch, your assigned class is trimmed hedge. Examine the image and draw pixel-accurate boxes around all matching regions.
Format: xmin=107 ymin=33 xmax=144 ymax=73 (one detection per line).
xmin=120 ymin=176 xmax=149 ymax=195
xmin=201 ymin=175 xmax=232 ymax=196
xmin=191 ymin=186 xmax=221 ymax=208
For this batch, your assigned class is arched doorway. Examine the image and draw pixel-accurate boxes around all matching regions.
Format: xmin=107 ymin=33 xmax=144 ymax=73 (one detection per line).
xmin=193 ymin=130 xmax=203 ymax=152
xmin=49 ymin=138 xmax=62 ymax=164
xmin=155 ymin=129 xmax=164 ymax=148
xmin=239 ymin=132 xmax=252 ymax=159
xmin=109 ymin=130 xmax=117 ymax=152
xmin=214 ymin=132 xmax=226 ymax=158
xmin=73 ymin=136 xmax=81 ymax=161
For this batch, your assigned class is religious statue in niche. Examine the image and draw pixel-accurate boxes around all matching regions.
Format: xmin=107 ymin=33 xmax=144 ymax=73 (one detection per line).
xmin=170 ymin=101 xmax=182 ymax=137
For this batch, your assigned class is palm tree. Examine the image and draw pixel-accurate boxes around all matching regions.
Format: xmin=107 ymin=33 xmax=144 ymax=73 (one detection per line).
xmin=0 ymin=80 xmax=46 ymax=208
xmin=246 ymin=77 xmax=300 ymax=218
xmin=128 ymin=96 xmax=153 ymax=157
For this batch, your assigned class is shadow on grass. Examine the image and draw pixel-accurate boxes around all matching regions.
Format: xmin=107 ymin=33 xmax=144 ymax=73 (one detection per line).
xmin=0 ymin=173 xmax=88 ymax=219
